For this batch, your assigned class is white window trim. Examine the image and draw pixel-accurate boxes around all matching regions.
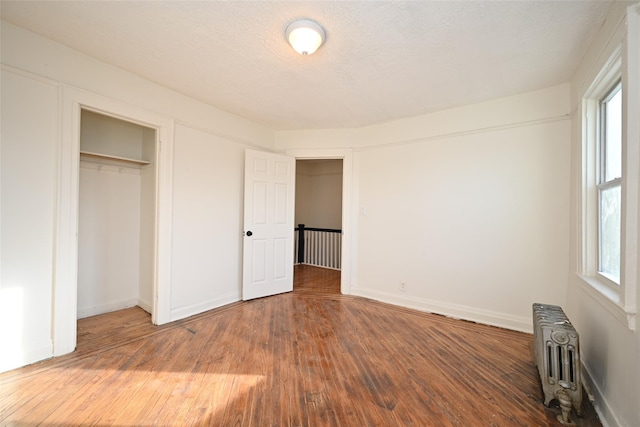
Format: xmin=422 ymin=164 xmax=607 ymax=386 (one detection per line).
xmin=596 ymin=81 xmax=622 ymax=285
xmin=579 ymin=28 xmax=638 ymax=331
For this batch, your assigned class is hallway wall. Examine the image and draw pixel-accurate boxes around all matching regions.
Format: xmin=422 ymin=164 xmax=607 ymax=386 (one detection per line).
xmin=295 ymin=160 xmax=343 ymax=229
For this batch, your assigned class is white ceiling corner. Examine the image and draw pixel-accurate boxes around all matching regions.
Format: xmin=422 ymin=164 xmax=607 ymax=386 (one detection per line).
xmin=0 ymin=1 xmax=614 ymax=130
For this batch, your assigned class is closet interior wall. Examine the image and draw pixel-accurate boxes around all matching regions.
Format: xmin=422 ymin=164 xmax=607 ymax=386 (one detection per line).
xmin=77 ymin=110 xmax=156 ymax=319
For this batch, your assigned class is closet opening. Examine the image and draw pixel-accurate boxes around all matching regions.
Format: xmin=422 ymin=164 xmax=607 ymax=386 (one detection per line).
xmin=77 ymin=109 xmax=157 ymax=323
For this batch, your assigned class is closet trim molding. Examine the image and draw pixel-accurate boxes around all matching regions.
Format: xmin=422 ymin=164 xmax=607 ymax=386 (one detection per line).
xmin=54 ymin=86 xmax=175 ymax=357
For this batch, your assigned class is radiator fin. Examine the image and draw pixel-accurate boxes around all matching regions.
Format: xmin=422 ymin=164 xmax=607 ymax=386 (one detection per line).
xmin=532 ymin=303 xmax=582 ymax=417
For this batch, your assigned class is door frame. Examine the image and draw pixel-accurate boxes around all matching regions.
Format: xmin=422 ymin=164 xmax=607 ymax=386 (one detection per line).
xmin=54 ymin=86 xmax=175 ymax=357
xmin=286 ymin=149 xmax=353 ymax=295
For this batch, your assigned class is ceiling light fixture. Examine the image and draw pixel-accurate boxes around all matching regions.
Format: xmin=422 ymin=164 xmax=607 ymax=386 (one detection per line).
xmin=286 ymin=19 xmax=326 ymax=55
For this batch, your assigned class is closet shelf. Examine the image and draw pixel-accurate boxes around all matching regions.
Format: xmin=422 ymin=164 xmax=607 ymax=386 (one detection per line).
xmin=80 ymin=151 xmax=150 ymax=166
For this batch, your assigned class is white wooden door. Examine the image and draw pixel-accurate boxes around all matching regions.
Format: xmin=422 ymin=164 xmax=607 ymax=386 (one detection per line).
xmin=242 ymin=149 xmax=295 ymax=300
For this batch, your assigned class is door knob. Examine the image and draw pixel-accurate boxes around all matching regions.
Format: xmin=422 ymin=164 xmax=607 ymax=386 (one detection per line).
xmin=246 ymin=231 xmax=253 ymax=236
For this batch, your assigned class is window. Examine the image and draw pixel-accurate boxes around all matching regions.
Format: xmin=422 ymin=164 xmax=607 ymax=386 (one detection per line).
xmin=580 ymin=39 xmax=637 ymax=331
xmin=597 ymin=82 xmax=622 ymax=284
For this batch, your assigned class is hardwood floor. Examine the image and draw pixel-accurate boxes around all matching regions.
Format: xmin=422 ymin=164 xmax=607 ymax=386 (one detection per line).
xmin=1 ymin=265 xmax=601 ymax=426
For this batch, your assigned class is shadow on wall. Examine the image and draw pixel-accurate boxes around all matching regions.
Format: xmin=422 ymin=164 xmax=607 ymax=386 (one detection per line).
xmin=582 ymin=312 xmax=609 ymax=398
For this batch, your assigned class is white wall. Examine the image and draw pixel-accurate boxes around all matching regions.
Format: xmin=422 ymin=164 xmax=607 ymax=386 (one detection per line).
xmin=3 ymin=16 xmax=636 ymax=427
xmin=0 ymin=21 xmax=275 ymax=372
xmin=1 ymin=69 xmax=58 ymax=373
xmin=295 ymin=160 xmax=343 ymax=229
xmin=0 ymin=22 xmax=272 ymax=149
xmin=80 ymin=110 xmax=148 ymax=159
xmin=169 ymin=124 xmax=247 ymax=318
xmin=276 ymin=84 xmax=568 ymax=151
xmin=277 ymin=84 xmax=572 ymax=332
xmin=78 ymin=163 xmax=141 ymax=317
xmin=567 ymin=3 xmax=640 ymax=427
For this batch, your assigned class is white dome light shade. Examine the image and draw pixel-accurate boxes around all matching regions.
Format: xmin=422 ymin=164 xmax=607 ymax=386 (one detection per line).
xmin=286 ymin=19 xmax=326 ymax=55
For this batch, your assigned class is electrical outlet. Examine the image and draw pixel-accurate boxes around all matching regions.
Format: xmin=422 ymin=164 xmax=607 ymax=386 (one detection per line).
xmin=399 ymin=282 xmax=407 ymax=292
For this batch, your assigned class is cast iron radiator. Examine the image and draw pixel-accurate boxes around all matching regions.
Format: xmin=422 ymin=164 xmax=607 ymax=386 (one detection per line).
xmin=532 ymin=303 xmax=582 ymax=423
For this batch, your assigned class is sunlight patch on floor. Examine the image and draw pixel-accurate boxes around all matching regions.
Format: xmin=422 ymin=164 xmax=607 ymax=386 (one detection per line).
xmin=3 ymin=367 xmax=265 ymax=425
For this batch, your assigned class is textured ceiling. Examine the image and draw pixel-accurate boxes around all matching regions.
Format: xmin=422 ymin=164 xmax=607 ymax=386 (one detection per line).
xmin=1 ymin=1 xmax=614 ymax=130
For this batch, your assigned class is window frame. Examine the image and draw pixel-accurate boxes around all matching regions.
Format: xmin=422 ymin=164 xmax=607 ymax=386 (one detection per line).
xmin=579 ymin=44 xmax=637 ymax=332
xmin=596 ymin=80 xmax=622 ymax=286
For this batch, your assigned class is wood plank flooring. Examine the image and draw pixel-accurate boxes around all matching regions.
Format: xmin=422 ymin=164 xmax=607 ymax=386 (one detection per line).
xmin=0 ymin=265 xmax=601 ymax=426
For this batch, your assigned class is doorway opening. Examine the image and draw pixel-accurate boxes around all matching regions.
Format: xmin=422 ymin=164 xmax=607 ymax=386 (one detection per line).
xmin=77 ymin=110 xmax=157 ymax=322
xmin=294 ymin=159 xmax=343 ymax=294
